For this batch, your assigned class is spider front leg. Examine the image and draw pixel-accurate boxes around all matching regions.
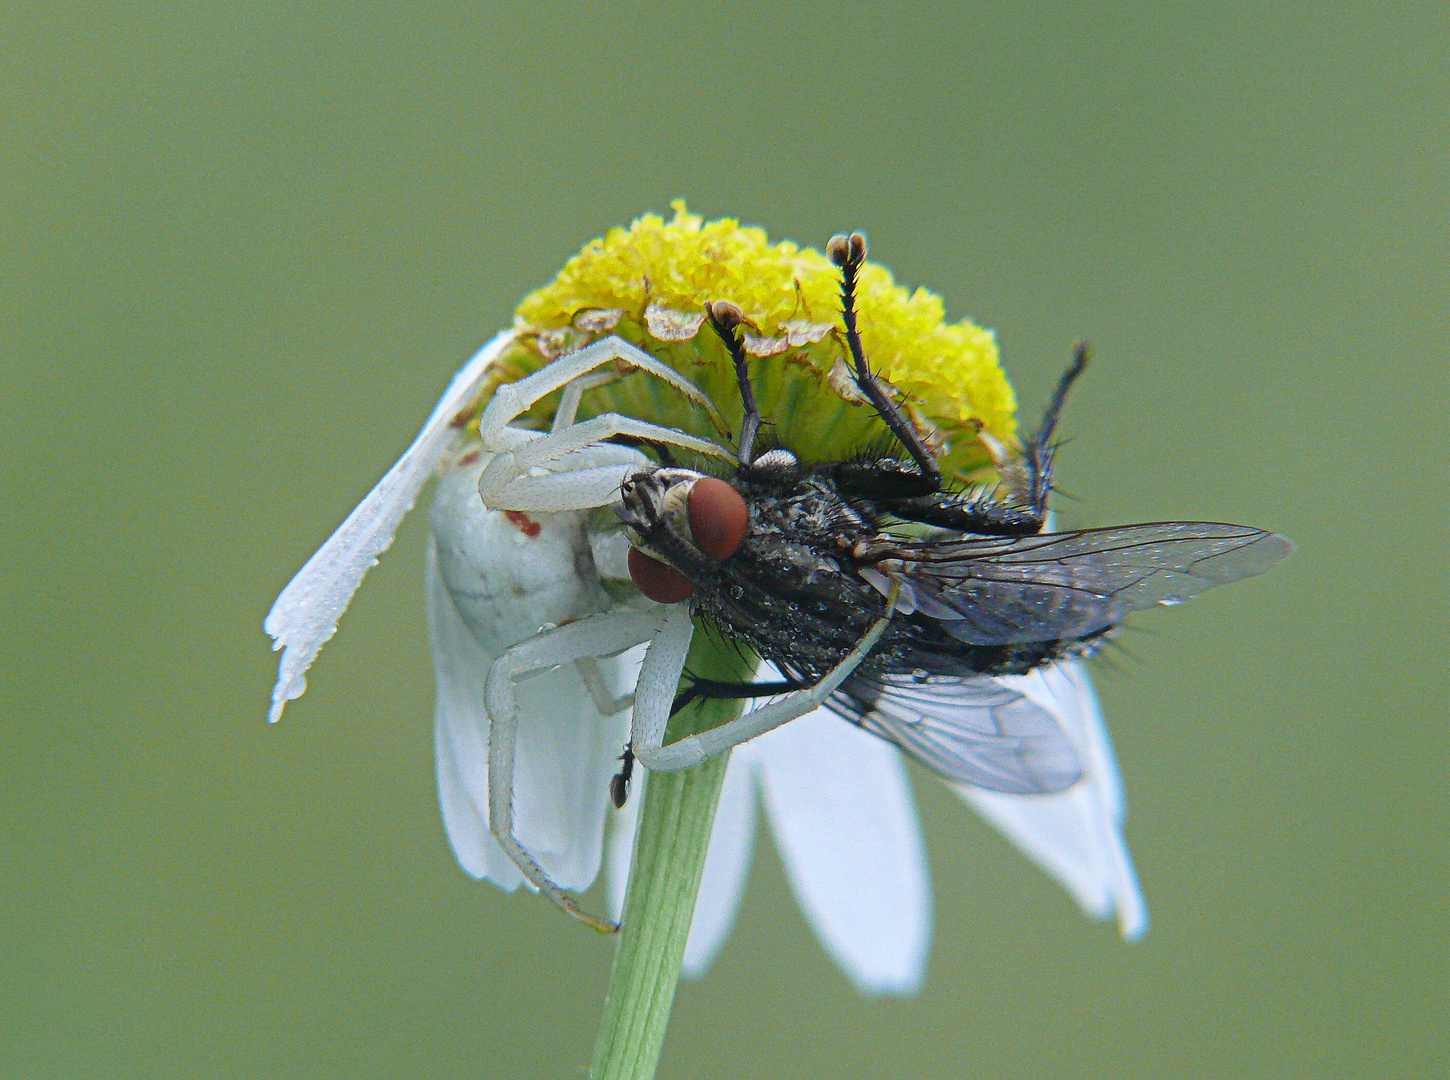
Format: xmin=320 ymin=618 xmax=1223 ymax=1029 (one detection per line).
xmin=474 ymin=335 xmax=737 ymax=513
xmin=478 ymin=414 xmax=734 ymax=512
xmin=483 ymin=606 xmax=665 ymax=932
xmin=478 ymin=334 xmax=730 ymax=445
xmin=631 ymin=587 xmax=899 ymax=772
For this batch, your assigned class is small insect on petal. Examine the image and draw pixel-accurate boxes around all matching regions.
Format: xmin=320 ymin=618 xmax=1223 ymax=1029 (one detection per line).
xmin=687 ymin=477 xmax=749 ymax=561
xmin=628 ymin=546 xmax=696 ymax=603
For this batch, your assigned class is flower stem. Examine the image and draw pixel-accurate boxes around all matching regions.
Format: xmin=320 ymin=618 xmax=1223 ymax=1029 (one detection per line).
xmin=587 ymin=752 xmax=730 ymax=1079
xmin=587 ymin=640 xmax=753 ymax=1080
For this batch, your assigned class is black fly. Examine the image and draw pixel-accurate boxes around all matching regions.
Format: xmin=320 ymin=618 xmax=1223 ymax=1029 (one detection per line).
xmin=612 ymin=232 xmax=1293 ymax=803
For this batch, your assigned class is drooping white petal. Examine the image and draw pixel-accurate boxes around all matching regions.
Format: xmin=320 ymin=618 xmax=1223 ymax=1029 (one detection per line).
xmin=757 ymin=708 xmax=932 ymax=996
xmin=606 ymin=749 xmax=762 ymax=976
xmin=430 ymin=454 xmax=627 ymax=894
xmin=509 ymin=669 xmax=625 ymax=892
xmin=265 ymin=331 xmax=515 ymax=724
xmin=426 ymin=540 xmax=524 ymax=891
xmin=956 ymin=659 xmax=1148 ymax=941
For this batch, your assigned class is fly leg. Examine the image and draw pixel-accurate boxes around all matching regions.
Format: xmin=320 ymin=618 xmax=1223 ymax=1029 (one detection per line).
xmin=871 ymin=342 xmax=1090 ymax=536
xmin=670 ymin=676 xmax=805 ymax=715
xmin=703 ymin=300 xmax=764 ymax=465
xmin=1012 ymin=340 xmax=1091 ymax=522
xmin=828 ymin=232 xmax=942 ymax=483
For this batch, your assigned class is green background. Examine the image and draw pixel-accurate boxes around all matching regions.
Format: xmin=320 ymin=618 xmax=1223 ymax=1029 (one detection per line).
xmin=3 ymin=3 xmax=1444 ymax=1078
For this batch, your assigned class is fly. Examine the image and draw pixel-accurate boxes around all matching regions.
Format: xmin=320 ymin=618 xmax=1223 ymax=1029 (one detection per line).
xmin=614 ymin=232 xmax=1293 ymax=801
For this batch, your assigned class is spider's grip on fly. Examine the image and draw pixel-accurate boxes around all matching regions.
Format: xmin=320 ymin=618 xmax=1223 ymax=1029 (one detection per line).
xmin=428 ymin=221 xmax=1292 ymax=932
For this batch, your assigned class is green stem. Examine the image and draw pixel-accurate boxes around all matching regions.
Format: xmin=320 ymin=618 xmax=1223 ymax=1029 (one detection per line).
xmin=587 ymin=752 xmax=729 ymax=1079
xmin=587 ymin=639 xmax=753 ymax=1080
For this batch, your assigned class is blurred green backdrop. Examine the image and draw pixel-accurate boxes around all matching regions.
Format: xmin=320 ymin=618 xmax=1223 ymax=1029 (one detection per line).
xmin=2 ymin=3 xmax=1444 ymax=1078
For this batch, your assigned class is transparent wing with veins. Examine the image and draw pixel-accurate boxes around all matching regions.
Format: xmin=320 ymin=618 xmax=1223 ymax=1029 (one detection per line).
xmin=827 ymin=672 xmax=1085 ymax=795
xmin=875 ymin=522 xmax=1294 ymax=647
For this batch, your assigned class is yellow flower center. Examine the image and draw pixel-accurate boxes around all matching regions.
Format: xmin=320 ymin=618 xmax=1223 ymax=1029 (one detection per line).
xmin=475 ymin=201 xmax=1019 ymax=481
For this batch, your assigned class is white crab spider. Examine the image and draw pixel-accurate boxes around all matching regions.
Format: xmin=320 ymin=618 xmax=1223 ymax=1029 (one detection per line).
xmin=267 ymin=330 xmax=903 ymax=930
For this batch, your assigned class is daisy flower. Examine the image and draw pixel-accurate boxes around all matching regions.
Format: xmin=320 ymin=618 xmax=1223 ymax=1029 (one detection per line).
xmin=266 ymin=203 xmax=1156 ymax=1071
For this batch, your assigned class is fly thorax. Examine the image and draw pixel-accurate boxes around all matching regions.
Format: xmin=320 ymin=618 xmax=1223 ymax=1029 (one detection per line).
xmin=753 ymin=477 xmax=873 ymax=553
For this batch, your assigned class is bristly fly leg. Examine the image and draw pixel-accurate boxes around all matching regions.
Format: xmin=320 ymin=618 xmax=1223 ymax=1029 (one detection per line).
xmin=827 ymin=232 xmax=942 ymax=484
xmin=704 ymin=300 xmax=762 ymax=465
xmin=670 ymin=676 xmax=807 ymax=714
xmin=609 ymin=745 xmax=635 ymax=809
xmin=1019 ymin=339 xmax=1090 ymax=518
xmin=852 ymin=341 xmax=1092 ymax=537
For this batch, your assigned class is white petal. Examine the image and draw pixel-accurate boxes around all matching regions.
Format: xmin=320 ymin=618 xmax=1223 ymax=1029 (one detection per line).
xmin=758 ymin=709 xmax=932 ymax=996
xmin=426 ymin=539 xmax=524 ymax=891
xmin=606 ymin=748 xmax=762 ymax=976
xmin=510 ymin=667 xmax=624 ymax=892
xmin=682 ymin=748 xmax=760 ymax=977
xmin=956 ymin=660 xmax=1148 ymax=941
xmin=265 ymin=330 xmax=515 ymax=724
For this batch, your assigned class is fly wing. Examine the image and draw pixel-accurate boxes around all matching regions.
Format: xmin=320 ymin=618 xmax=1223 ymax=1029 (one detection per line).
xmin=890 ymin=522 xmax=1293 ymax=646
xmin=828 ymin=671 xmax=1083 ymax=795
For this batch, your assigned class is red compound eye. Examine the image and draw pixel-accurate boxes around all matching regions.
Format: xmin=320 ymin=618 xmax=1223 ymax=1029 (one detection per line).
xmin=628 ymin=546 xmax=695 ymax=604
xmin=687 ymin=477 xmax=748 ymax=561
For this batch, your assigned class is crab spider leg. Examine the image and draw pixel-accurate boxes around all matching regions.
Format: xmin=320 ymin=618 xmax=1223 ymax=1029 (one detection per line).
xmin=629 ymin=602 xmax=698 ymax=746
xmin=482 ymin=465 xmax=658 ymax=516
xmin=551 ymin=370 xmax=620 ymax=434
xmin=575 ymin=657 xmax=636 ymax=716
xmin=477 ymin=335 xmax=730 ymax=447
xmin=478 ymin=413 xmax=733 ymax=510
xmin=484 ymin=607 xmax=665 ymax=931
xmin=632 ymin=586 xmax=901 ymax=772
